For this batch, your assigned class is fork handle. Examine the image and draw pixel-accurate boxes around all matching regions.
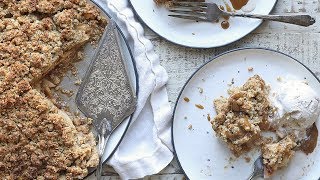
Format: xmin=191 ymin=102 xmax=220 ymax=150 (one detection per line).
xmin=224 ymin=12 xmax=315 ymax=27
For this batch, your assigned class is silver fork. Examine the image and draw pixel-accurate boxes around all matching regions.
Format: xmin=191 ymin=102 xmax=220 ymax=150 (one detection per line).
xmin=247 ymin=156 xmax=264 ymax=180
xmin=168 ymin=1 xmax=315 ymax=27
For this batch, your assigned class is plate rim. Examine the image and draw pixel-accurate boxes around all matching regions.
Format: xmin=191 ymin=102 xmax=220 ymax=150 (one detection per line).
xmin=87 ymin=0 xmax=140 ymax=175
xmin=128 ymin=0 xmax=278 ymax=49
xmin=171 ymin=47 xmax=320 ymax=179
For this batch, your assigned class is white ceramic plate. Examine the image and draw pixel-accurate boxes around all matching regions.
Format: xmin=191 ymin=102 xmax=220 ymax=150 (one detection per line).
xmin=129 ymin=0 xmax=277 ymax=48
xmin=57 ymin=0 xmax=138 ymax=167
xmin=172 ymin=48 xmax=320 ymax=180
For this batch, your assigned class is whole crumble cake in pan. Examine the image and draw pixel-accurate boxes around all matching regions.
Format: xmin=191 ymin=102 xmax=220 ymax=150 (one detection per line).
xmin=0 ymin=0 xmax=107 ymax=179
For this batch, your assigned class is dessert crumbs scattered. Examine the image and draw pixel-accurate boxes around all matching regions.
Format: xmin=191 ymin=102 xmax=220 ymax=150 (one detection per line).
xmin=195 ymin=104 xmax=205 ymax=109
xmin=74 ymin=111 xmax=81 ymax=117
xmin=74 ymin=79 xmax=82 ymax=86
xmin=229 ymin=157 xmax=235 ymax=162
xmin=184 ymin=97 xmax=190 ymax=102
xmin=277 ymin=76 xmax=282 ymax=81
xmin=55 ymin=86 xmax=62 ymax=91
xmin=228 ymin=78 xmax=235 ymax=86
xmin=192 ymin=32 xmax=195 ymax=35
xmin=231 ymin=166 xmax=234 ymax=169
xmin=60 ymin=89 xmax=74 ymax=97
xmin=198 ymin=87 xmax=204 ymax=93
xmin=207 ymin=114 xmax=211 ymax=121
xmin=71 ymin=66 xmax=78 ymax=76
xmin=244 ymin=157 xmax=251 ymax=163
xmin=50 ymin=75 xmax=62 ymax=85
xmin=188 ymin=124 xmax=193 ymax=130
xmin=184 ymin=116 xmax=188 ymax=119
xmin=248 ymin=67 xmax=254 ymax=71
xmin=77 ymin=51 xmax=85 ymax=61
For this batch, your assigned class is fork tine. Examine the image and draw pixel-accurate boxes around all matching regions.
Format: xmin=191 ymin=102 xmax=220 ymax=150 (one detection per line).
xmin=172 ymin=1 xmax=208 ymax=8
xmin=169 ymin=9 xmax=205 ymax=17
xmin=175 ymin=0 xmax=207 ymax=4
xmin=169 ymin=5 xmax=207 ymax=12
xmin=168 ymin=14 xmax=207 ymax=22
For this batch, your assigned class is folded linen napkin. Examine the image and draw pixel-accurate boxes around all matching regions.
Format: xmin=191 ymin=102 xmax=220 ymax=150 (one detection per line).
xmin=103 ymin=0 xmax=174 ymax=179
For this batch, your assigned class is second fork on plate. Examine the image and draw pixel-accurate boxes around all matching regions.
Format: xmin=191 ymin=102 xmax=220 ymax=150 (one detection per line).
xmin=168 ymin=1 xmax=315 ymax=27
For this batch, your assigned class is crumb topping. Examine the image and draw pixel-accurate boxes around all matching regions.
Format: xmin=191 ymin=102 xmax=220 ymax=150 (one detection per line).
xmin=211 ymin=75 xmax=272 ymax=156
xmin=0 ymin=90 xmax=98 ymax=179
xmin=0 ymin=0 xmax=106 ymax=110
xmin=262 ymin=135 xmax=297 ymax=176
xmin=0 ymin=0 xmax=106 ymax=179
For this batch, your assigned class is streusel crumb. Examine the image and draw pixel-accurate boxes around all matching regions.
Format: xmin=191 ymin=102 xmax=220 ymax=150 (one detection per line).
xmin=211 ymin=75 xmax=273 ymax=156
xmin=0 ymin=90 xmax=98 ymax=179
xmin=0 ymin=0 xmax=106 ymax=179
xmin=0 ymin=0 xmax=107 ymax=110
xmin=262 ymin=135 xmax=297 ymax=176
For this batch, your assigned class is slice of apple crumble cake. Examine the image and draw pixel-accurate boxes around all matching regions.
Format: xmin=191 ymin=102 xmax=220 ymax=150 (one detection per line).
xmin=211 ymin=75 xmax=273 ymax=156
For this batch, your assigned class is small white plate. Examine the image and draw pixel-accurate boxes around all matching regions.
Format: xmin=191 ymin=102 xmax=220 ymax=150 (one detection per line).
xmin=129 ymin=0 xmax=277 ymax=48
xmin=172 ymin=48 xmax=320 ymax=180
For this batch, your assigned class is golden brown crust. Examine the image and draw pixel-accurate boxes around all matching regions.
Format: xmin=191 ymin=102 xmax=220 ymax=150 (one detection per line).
xmin=211 ymin=75 xmax=272 ymax=156
xmin=0 ymin=0 xmax=106 ymax=110
xmin=212 ymin=75 xmax=298 ymax=176
xmin=262 ymin=135 xmax=297 ymax=176
xmin=0 ymin=90 xmax=98 ymax=179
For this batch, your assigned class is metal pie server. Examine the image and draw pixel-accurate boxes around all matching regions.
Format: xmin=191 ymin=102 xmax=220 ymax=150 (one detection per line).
xmin=76 ymin=20 xmax=137 ymax=180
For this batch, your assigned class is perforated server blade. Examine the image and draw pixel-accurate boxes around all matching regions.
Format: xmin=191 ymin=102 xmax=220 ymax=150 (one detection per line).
xmin=76 ymin=20 xmax=136 ymax=180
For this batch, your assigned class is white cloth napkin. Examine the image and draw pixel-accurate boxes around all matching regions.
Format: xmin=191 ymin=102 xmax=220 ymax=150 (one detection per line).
xmin=105 ymin=0 xmax=174 ymax=179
